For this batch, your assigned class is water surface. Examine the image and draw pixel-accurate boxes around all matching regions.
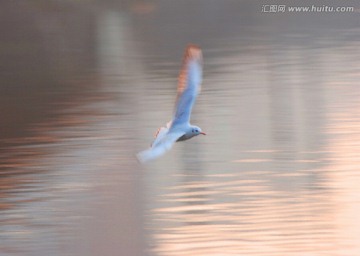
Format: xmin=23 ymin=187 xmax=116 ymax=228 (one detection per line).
xmin=1 ymin=1 xmax=359 ymax=255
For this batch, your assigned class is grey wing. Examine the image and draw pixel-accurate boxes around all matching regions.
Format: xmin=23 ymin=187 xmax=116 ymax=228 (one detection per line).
xmin=151 ymin=123 xmax=169 ymax=147
xmin=171 ymin=45 xmax=203 ymax=128
xmin=137 ymin=131 xmax=185 ymax=163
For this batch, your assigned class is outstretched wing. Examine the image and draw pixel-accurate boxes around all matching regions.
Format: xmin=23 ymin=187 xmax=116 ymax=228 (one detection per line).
xmin=171 ymin=45 xmax=203 ymax=128
xmin=151 ymin=121 xmax=171 ymax=147
xmin=137 ymin=130 xmax=185 ymax=163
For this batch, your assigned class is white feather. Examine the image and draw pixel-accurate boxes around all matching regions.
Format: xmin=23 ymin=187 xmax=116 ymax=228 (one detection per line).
xmin=137 ymin=130 xmax=185 ymax=163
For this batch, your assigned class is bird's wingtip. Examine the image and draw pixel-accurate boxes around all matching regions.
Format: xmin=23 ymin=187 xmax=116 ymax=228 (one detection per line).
xmin=136 ymin=151 xmax=147 ymax=164
xmin=184 ymin=44 xmax=202 ymax=62
xmin=177 ymin=44 xmax=203 ymax=96
xmin=136 ymin=149 xmax=155 ymax=164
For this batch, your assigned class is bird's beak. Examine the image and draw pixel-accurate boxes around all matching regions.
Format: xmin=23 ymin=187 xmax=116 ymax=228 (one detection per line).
xmin=200 ymin=132 xmax=206 ymax=135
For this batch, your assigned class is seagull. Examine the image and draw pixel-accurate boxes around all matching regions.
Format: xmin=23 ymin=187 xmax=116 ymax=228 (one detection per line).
xmin=137 ymin=44 xmax=206 ymax=163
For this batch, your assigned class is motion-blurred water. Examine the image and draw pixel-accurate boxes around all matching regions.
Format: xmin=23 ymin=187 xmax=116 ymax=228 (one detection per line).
xmin=1 ymin=1 xmax=359 ymax=256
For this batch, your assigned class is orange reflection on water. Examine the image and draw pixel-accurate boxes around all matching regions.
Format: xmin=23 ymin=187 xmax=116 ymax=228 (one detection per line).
xmin=148 ymin=172 xmax=338 ymax=256
xmin=325 ymin=109 xmax=360 ymax=255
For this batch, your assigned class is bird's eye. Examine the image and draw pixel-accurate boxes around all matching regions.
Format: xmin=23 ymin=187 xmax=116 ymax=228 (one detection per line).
xmin=195 ymin=129 xmax=198 ymax=132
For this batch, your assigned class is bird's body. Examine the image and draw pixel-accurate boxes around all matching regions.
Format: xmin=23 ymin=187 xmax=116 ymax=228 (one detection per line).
xmin=137 ymin=45 xmax=205 ymax=163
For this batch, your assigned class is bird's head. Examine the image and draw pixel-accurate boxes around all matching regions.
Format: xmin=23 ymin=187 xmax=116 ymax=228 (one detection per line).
xmin=190 ymin=125 xmax=206 ymax=137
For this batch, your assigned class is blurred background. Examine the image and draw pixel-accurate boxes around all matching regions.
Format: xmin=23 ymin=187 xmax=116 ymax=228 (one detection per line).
xmin=0 ymin=0 xmax=359 ymax=255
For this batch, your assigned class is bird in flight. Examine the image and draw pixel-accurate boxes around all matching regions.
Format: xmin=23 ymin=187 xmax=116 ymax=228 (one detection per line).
xmin=137 ymin=44 xmax=206 ymax=163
